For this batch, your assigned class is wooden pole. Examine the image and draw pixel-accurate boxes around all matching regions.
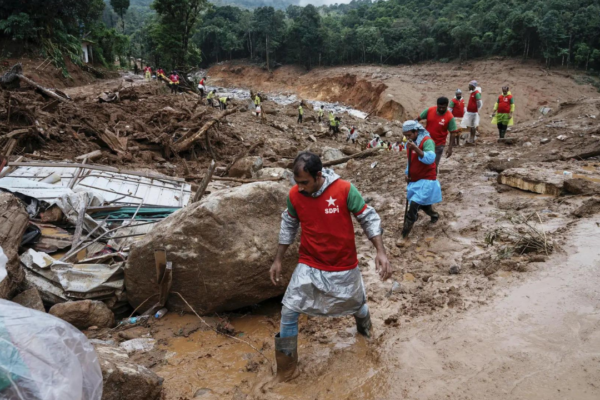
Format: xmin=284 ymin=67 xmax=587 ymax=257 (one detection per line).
xmin=192 ymin=160 xmax=216 ymax=203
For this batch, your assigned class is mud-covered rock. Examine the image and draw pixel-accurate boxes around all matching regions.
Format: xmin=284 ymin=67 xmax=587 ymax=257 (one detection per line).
xmin=572 ymin=197 xmax=600 ymax=218
xmin=0 ymin=193 xmax=29 ymax=299
xmin=95 ymin=345 xmax=163 ymax=400
xmin=125 ymin=181 xmax=298 ymax=314
xmin=229 ymin=156 xmax=263 ymax=178
xmin=564 ymin=178 xmax=600 ymax=195
xmin=341 ymin=146 xmax=360 ymax=156
xmin=12 ymin=288 xmax=45 ymax=312
xmin=498 ymin=166 xmax=563 ymax=195
xmin=322 ymin=147 xmax=344 ymax=161
xmin=49 ymin=300 xmax=116 ymax=329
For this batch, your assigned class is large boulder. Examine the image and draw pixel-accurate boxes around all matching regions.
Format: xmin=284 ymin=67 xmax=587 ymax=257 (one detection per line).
xmin=497 ymin=167 xmax=563 ymax=196
xmin=321 ymin=147 xmax=345 ymax=162
xmin=0 ymin=193 xmax=29 ymax=299
xmin=12 ymin=287 xmax=45 ymax=312
xmin=229 ymin=156 xmax=263 ymax=178
xmin=125 ymin=181 xmax=298 ymax=314
xmin=49 ymin=300 xmax=116 ymax=329
xmin=95 ymin=345 xmax=163 ymax=400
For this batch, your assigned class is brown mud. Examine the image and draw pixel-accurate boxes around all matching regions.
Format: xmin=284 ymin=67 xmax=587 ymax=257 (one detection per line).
xmin=3 ymin=59 xmax=600 ymax=399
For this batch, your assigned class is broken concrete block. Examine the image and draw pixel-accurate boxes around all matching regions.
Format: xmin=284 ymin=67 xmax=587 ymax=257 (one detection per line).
xmin=12 ymin=288 xmax=45 ymax=312
xmin=498 ymin=167 xmax=564 ymax=196
xmin=0 ymin=193 xmax=29 ymax=299
xmin=125 ymin=182 xmax=299 ymax=314
xmin=229 ymin=156 xmax=263 ymax=178
xmin=95 ymin=345 xmax=163 ymax=400
xmin=49 ymin=300 xmax=116 ymax=329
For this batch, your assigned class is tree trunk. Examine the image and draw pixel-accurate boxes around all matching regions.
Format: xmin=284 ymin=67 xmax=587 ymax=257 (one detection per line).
xmin=568 ymin=33 xmax=573 ymax=68
xmin=266 ymin=35 xmax=270 ymax=72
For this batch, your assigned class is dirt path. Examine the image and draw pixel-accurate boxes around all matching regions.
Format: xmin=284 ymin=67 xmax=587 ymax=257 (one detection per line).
xmin=377 ymin=216 xmax=600 ymax=399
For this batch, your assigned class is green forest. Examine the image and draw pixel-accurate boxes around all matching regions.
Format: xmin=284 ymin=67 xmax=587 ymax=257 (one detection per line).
xmin=2 ymin=0 xmax=600 ymax=76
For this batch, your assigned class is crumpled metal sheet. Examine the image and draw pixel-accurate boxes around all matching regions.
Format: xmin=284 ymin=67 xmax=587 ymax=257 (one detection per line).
xmin=282 ymin=263 xmax=366 ymax=317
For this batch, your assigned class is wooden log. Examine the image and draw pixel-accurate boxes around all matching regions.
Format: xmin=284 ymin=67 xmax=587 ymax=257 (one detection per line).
xmin=222 ymin=140 xmax=264 ymax=177
xmin=0 ymin=128 xmax=29 ymax=139
xmin=192 ymin=160 xmax=216 ymax=203
xmin=322 ymin=148 xmax=383 ymax=167
xmin=0 ymin=156 xmax=23 ymax=178
xmin=75 ymin=150 xmax=102 ymax=161
xmin=172 ymin=108 xmax=238 ymax=153
xmin=16 ymin=74 xmax=70 ymax=103
xmin=186 ymin=175 xmax=282 ymax=184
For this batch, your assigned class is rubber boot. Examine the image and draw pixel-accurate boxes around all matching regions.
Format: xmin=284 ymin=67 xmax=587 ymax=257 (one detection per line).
xmin=354 ymin=310 xmax=372 ymax=338
xmin=402 ymin=202 xmax=420 ymax=238
xmin=274 ymin=333 xmax=298 ymax=382
xmin=421 ymin=205 xmax=439 ymax=224
xmin=499 ymin=129 xmax=506 ymax=139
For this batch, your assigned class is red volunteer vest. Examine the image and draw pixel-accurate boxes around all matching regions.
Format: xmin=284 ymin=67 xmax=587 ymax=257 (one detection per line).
xmin=497 ymin=94 xmax=512 ymax=114
xmin=425 ymin=106 xmax=454 ymax=146
xmin=452 ymin=97 xmax=465 ymax=118
xmin=288 ymin=179 xmax=360 ymax=272
xmin=407 ymin=137 xmax=437 ymax=182
xmin=170 ymin=75 xmax=179 ymax=83
xmin=467 ymin=90 xmax=480 ymax=113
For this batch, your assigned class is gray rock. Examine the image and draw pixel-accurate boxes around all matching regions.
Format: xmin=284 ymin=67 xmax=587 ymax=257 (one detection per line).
xmin=12 ymin=288 xmax=45 ymax=312
xmin=321 ymin=147 xmax=345 ymax=161
xmin=229 ymin=156 xmax=263 ymax=178
xmin=540 ymin=138 xmax=551 ymax=144
xmin=449 ymin=266 xmax=461 ymax=275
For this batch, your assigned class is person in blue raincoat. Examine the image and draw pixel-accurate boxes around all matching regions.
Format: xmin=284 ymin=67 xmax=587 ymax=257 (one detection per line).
xmin=401 ymin=120 xmax=443 ymax=238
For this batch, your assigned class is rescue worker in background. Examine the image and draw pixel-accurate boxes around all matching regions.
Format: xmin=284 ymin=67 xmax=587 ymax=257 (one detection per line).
xmin=329 ymin=110 xmax=335 ymax=128
xmin=401 ymin=121 xmax=442 ymax=238
xmin=157 ymin=68 xmax=165 ymax=79
xmin=254 ymin=93 xmax=262 ymax=118
xmin=448 ymin=89 xmax=465 ymax=146
xmin=491 ymin=86 xmax=515 ymax=139
xmin=270 ymin=151 xmax=391 ymax=381
xmin=391 ymin=141 xmax=401 ymax=152
xmin=144 ymin=66 xmax=152 ymax=80
xmin=219 ymin=96 xmax=231 ymax=110
xmin=461 ymin=80 xmax=482 ymax=144
xmin=415 ymin=96 xmax=459 ymax=173
xmin=298 ymin=102 xmax=304 ymax=124
xmin=206 ymin=90 xmax=216 ymax=107
xmin=332 ymin=117 xmax=341 ymax=137
xmin=318 ymin=105 xmax=324 ymax=123
xmin=346 ymin=126 xmax=358 ymax=144
xmin=169 ymin=71 xmax=179 ymax=94
xmin=198 ymin=76 xmax=207 ymax=98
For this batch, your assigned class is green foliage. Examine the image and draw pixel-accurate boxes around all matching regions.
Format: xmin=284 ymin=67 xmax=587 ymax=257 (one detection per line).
xmin=0 ymin=13 xmax=38 ymax=42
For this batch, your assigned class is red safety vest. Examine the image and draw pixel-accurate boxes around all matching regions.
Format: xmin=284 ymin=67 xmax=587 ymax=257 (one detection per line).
xmin=425 ymin=106 xmax=454 ymax=146
xmin=452 ymin=97 xmax=465 ymax=118
xmin=407 ymin=137 xmax=437 ymax=182
xmin=170 ymin=75 xmax=179 ymax=83
xmin=467 ymin=90 xmax=480 ymax=113
xmin=288 ymin=179 xmax=364 ymax=272
xmin=497 ymin=94 xmax=512 ymax=114
xmin=199 ymin=79 xmax=205 ymax=85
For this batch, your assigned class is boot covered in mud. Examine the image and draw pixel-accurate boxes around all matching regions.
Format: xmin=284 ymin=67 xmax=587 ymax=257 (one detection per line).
xmin=274 ymin=333 xmax=298 ymax=382
xmin=401 ymin=201 xmax=420 ymax=238
xmin=421 ymin=205 xmax=439 ymax=224
xmin=354 ymin=310 xmax=372 ymax=338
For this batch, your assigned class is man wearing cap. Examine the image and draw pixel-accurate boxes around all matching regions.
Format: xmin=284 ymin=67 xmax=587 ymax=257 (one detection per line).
xmin=414 ymin=96 xmax=459 ymax=173
xmin=269 ymin=151 xmax=392 ymax=381
xmin=401 ymin=120 xmax=442 ymax=238
xmin=461 ymin=80 xmax=483 ymax=144
xmin=491 ymin=86 xmax=515 ymax=139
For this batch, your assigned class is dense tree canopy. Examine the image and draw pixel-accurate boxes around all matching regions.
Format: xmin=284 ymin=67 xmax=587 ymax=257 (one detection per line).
xmin=2 ymin=0 xmax=600 ymax=75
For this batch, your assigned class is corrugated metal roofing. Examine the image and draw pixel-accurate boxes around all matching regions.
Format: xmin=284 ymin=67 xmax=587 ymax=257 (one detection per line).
xmin=0 ymin=165 xmax=191 ymax=207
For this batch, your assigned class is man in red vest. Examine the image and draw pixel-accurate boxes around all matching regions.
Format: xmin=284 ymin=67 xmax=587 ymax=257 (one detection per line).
xmin=415 ymin=97 xmax=459 ymax=173
xmin=401 ymin=120 xmax=442 ymax=238
xmin=270 ymin=152 xmax=391 ymax=381
xmin=449 ymin=89 xmax=465 ymax=146
xmin=460 ymin=80 xmax=482 ymax=144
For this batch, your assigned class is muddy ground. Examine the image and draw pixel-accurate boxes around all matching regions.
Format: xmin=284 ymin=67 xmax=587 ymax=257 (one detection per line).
xmin=2 ymin=59 xmax=600 ymax=399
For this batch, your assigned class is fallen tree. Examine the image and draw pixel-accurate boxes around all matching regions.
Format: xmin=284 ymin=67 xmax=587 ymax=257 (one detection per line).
xmin=171 ymin=108 xmax=238 ymax=153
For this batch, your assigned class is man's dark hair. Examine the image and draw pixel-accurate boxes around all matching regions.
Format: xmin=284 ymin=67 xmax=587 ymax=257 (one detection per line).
xmin=437 ymin=96 xmax=449 ymax=106
xmin=293 ymin=152 xmax=322 ymax=179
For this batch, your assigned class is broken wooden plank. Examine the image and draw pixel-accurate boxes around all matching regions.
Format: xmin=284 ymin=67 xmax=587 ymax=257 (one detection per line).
xmin=75 ymin=150 xmax=102 ymax=161
xmin=172 ymin=108 xmax=238 ymax=153
xmin=192 ymin=160 xmax=216 ymax=203
xmin=322 ymin=148 xmax=383 ymax=167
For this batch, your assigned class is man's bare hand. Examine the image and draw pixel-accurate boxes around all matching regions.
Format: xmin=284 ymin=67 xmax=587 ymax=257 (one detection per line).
xmin=406 ymin=141 xmax=418 ymax=152
xmin=446 ymin=145 xmax=453 ymax=157
xmin=375 ymin=251 xmax=392 ymax=281
xmin=270 ymin=260 xmax=283 ymax=286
